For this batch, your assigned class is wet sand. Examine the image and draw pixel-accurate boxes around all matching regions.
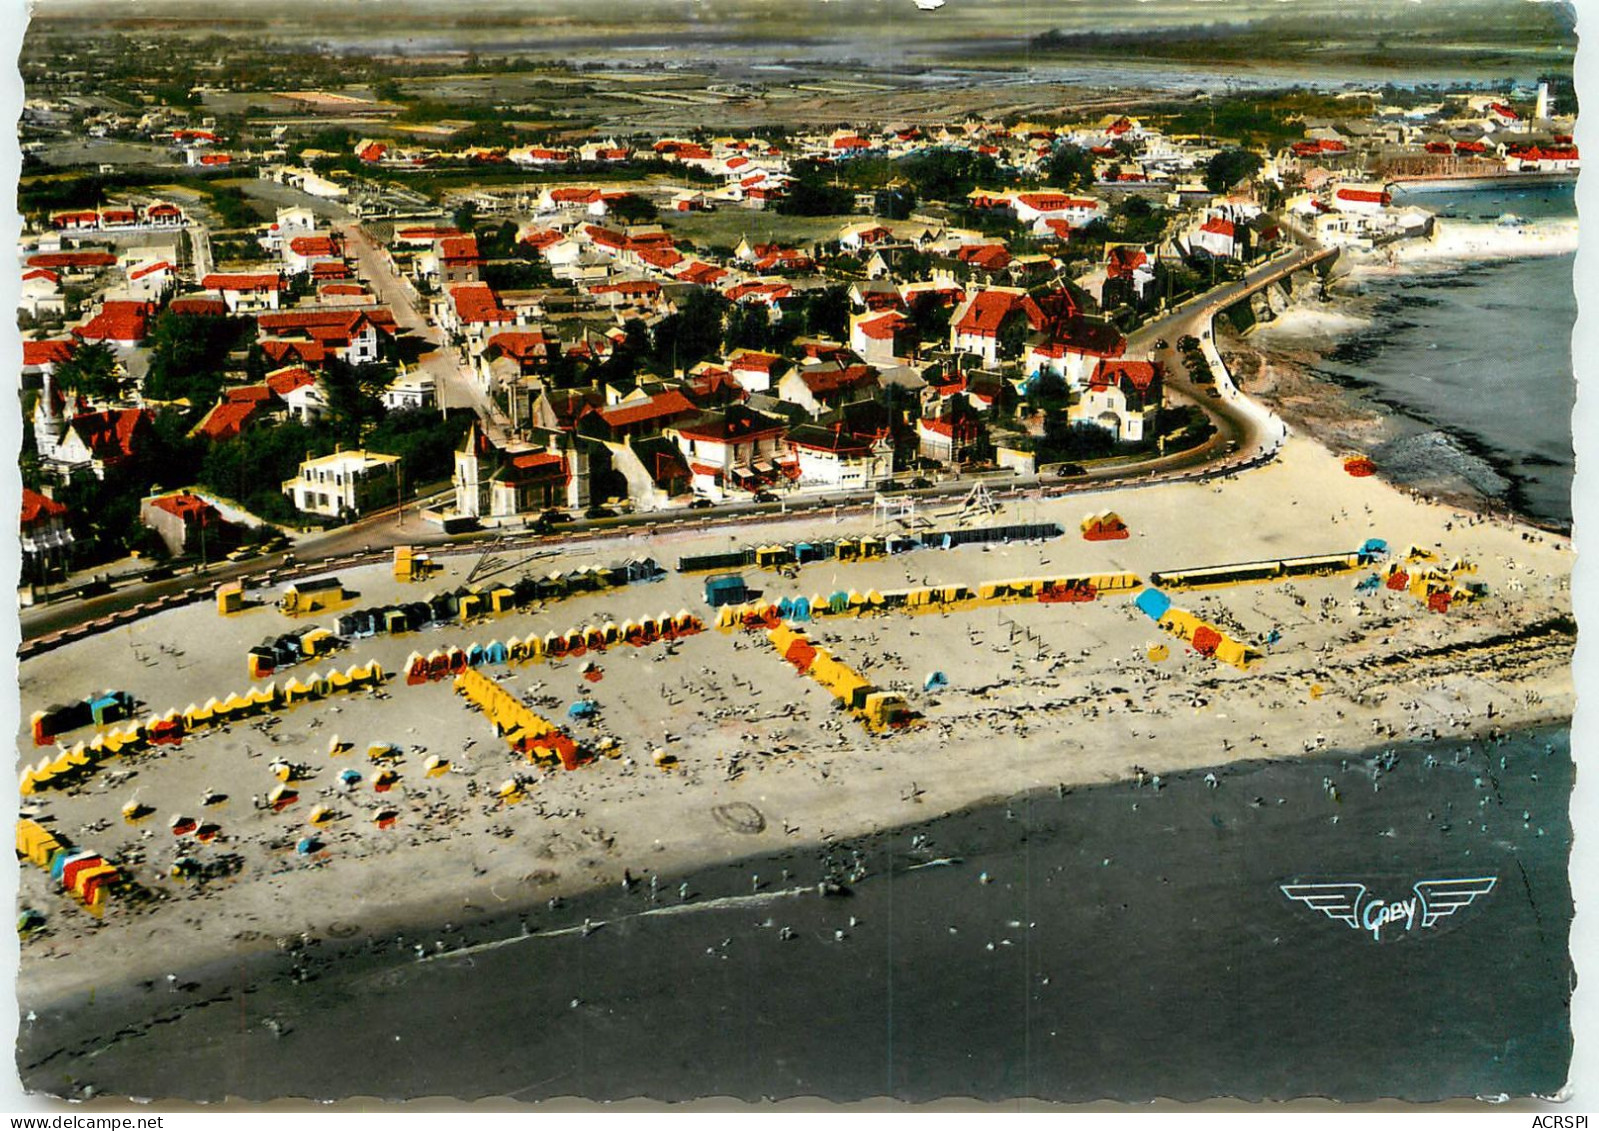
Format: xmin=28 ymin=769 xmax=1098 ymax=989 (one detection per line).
xmin=18 ymin=725 xmax=1571 ymax=1102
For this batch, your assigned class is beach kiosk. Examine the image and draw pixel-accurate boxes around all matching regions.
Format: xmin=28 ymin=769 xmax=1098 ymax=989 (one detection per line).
xmin=704 ymin=574 xmax=749 ymax=608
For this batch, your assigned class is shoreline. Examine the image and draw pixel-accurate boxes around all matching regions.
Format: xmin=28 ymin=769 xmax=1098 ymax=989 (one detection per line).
xmin=20 ymin=719 xmax=1574 ymax=1101
xmin=1231 ymin=221 xmax=1574 ymax=534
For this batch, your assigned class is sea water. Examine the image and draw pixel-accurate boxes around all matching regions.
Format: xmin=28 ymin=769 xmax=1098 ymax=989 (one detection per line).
xmin=1259 ymin=183 xmax=1577 ymax=527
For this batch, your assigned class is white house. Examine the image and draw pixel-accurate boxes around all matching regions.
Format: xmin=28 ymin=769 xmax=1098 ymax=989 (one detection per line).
xmin=786 ymin=423 xmax=893 ymax=490
xmin=382 ymin=369 xmax=436 ymax=412
xmin=282 ymin=449 xmax=400 ymax=518
xmin=1189 ymin=217 xmax=1237 ymax=259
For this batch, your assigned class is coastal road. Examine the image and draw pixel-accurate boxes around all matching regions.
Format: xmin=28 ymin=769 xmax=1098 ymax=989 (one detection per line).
xmin=1127 ymin=244 xmax=1338 ymax=463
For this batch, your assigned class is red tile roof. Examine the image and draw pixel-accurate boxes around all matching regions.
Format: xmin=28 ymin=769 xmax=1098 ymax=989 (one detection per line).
xmin=203 ymin=272 xmax=282 ymax=291
xmin=725 ymin=281 xmax=792 ymax=303
xmin=438 ymin=235 xmax=481 ymax=262
xmin=797 ymin=363 xmax=877 ymax=398
xmin=1334 ymin=188 xmax=1390 ymax=205
xmin=1091 ymin=358 xmax=1159 ymax=393
xmin=75 ymin=301 xmax=153 ymax=344
xmin=955 ymin=244 xmax=1012 ymax=271
xmin=257 ymin=307 xmax=400 ymax=337
xmin=857 ymin=312 xmax=907 ymax=341
xmin=288 ymin=235 xmax=338 ymax=257
xmin=28 ymin=251 xmax=116 ymax=269
xmin=261 ymin=340 xmax=328 ymax=366
xmin=149 ymin=492 xmax=217 ymax=521
xmin=396 ymin=226 xmax=462 ymax=241
xmin=1199 ymin=218 xmax=1236 ymax=237
xmin=954 ymin=289 xmax=1034 ymax=337
xmin=20 ymin=487 xmax=68 ymax=527
xmin=447 ymin=283 xmax=513 ymax=325
xmin=67 ymin=407 xmax=152 ymax=461
xmin=596 ymin=390 xmax=698 ymax=430
xmin=675 ymin=262 xmax=727 ymax=286
xmin=170 ymin=296 xmax=229 ymax=317
xmin=499 ymin=451 xmax=568 ymax=485
xmin=267 ymin=367 xmax=319 ymax=396
xmin=487 ymin=330 xmax=557 ymax=363
xmin=128 ymin=260 xmax=172 ymax=281
xmin=191 ymin=400 xmax=262 ymax=442
xmin=729 ymin=350 xmax=781 ymax=374
xmin=23 ymin=339 xmax=75 ymax=367
xmin=1105 ymin=246 xmax=1148 ymax=278
xmin=1015 ymin=193 xmax=1097 ymax=212
xmin=639 ymin=246 xmax=686 ymax=270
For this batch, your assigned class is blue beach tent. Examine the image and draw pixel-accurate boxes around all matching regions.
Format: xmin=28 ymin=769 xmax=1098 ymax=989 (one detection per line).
xmin=1134 ymin=588 xmax=1172 ymax=621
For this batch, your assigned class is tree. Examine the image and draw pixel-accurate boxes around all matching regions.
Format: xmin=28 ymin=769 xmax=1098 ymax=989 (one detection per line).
xmin=608 ymin=194 xmax=659 ymax=224
xmin=899 ymin=149 xmax=1000 ymax=203
xmin=652 ymin=289 xmax=728 ymax=369
xmin=802 ymin=287 xmax=850 ymax=341
xmin=1204 ymin=148 xmax=1265 ymax=195
xmin=144 ymin=310 xmax=248 ymax=410
xmin=322 ymin=359 xmax=394 ymax=443
xmin=453 ymin=201 xmax=479 ymax=235
xmin=54 ymin=341 xmax=122 ymax=403
xmin=1047 ymin=145 xmax=1095 ymax=192
xmin=777 ymin=177 xmax=856 ymax=217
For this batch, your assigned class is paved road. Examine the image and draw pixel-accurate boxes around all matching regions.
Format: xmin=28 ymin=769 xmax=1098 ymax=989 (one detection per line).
xmin=340 ymin=222 xmax=514 ymax=443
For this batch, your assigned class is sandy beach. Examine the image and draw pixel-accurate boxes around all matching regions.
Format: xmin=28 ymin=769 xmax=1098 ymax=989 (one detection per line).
xmin=18 ymin=724 xmax=1573 ymax=1101
xmin=14 ymin=423 xmax=1575 ymax=1047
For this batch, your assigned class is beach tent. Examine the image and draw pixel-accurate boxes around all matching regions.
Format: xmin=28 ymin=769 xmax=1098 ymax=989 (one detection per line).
xmin=1134 ymin=588 xmax=1172 ymax=621
xmin=490 ymin=588 xmax=516 ymax=614
xmin=268 ymin=785 xmax=298 ymax=811
xmin=924 ymin=671 xmax=949 ymax=691
xmin=466 ymin=642 xmax=486 ymax=667
xmin=568 ymin=700 xmax=598 ymax=719
xmin=1191 ymin=624 xmax=1223 ymax=658
xmin=373 ymin=808 xmax=399 ymax=829
xmin=169 ymin=814 xmax=198 ymax=837
xmin=485 ymin=640 xmax=509 ymax=664
xmin=498 ymin=780 xmax=524 ymax=803
xmin=791 ymin=596 xmax=812 ymax=622
xmin=53 ymin=849 xmax=98 ymax=885
xmin=373 ymin=769 xmax=400 ymax=793
xmin=339 ymin=769 xmax=362 ymax=787
xmin=423 ymin=754 xmax=449 ymax=777
xmin=216 ymin=582 xmax=245 ymax=615
xmin=296 ymin=837 xmax=322 ymax=855
xmin=308 ymin=806 xmax=335 ymax=826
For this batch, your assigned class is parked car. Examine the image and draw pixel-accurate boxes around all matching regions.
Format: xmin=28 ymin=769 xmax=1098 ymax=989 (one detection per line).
xmin=689 ymin=497 xmax=714 ymax=510
xmin=909 ymin=477 xmax=934 ymax=489
xmin=1054 ymin=463 xmax=1087 ymax=478
xmin=538 ymin=509 xmax=571 ymax=525
xmin=584 ymin=505 xmax=618 ymax=520
xmin=753 ymin=491 xmax=779 ymax=503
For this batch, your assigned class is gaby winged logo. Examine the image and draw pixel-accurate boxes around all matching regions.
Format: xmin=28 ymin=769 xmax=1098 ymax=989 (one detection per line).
xmin=1280 ymin=877 xmax=1497 ymax=942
